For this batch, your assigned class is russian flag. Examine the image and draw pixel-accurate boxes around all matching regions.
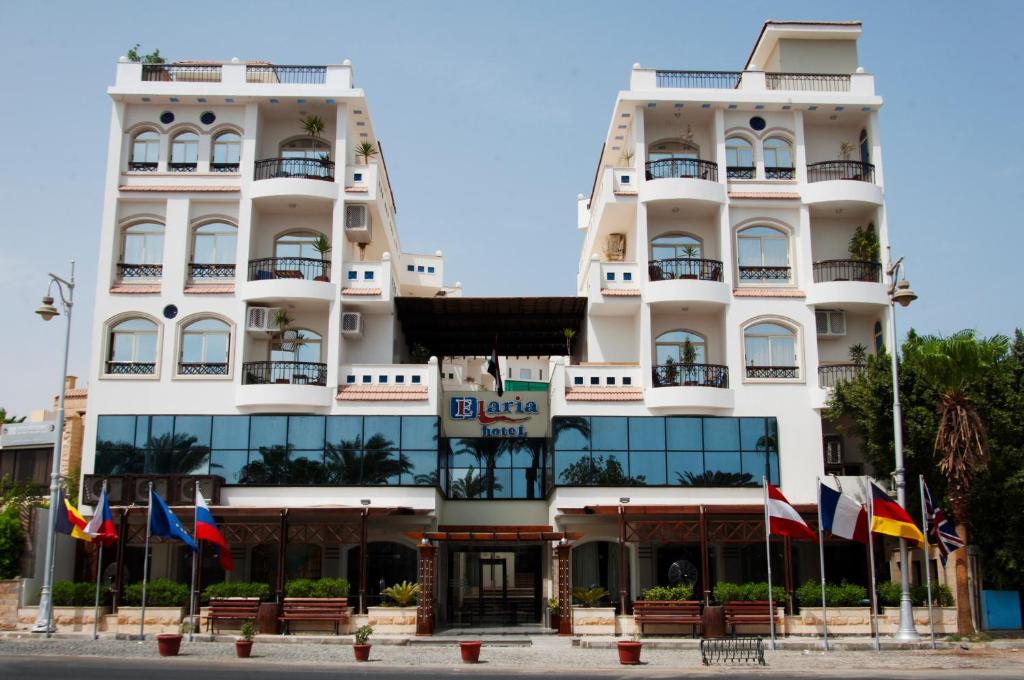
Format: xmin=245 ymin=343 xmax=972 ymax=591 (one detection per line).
xmin=819 ymin=482 xmax=868 ymax=543
xmin=766 ymin=482 xmax=817 ymax=542
xmin=195 ymin=491 xmax=233 ymax=571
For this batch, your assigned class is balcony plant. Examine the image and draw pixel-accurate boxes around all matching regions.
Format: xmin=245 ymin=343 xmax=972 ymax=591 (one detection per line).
xmin=381 ymin=580 xmax=419 ymax=607
xmin=848 ymin=225 xmax=880 ymax=279
xmin=680 ymin=244 xmax=700 ymax=279
xmin=848 ymin=343 xmax=868 ymax=366
xmin=681 ymin=339 xmax=699 ymax=385
xmin=236 ymin=620 xmax=255 ymax=658
xmin=312 ymin=234 xmax=332 ymax=282
xmin=619 ymin=148 xmax=635 ymax=167
xmin=662 ymin=356 xmax=678 ymax=386
xmin=355 ymin=141 xmax=379 ymax=165
xmin=127 ymin=44 xmax=165 ymax=64
xmin=353 ymin=624 xmax=373 ymax=661
xmin=838 ymin=140 xmax=854 ymax=161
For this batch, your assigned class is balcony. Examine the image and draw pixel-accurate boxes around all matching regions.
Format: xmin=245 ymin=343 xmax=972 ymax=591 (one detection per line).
xmin=652 ymin=363 xmax=729 ymax=388
xmin=738 ymin=266 xmax=791 ymax=282
xmin=189 ymin=263 xmax=236 ymax=280
xmin=242 ymin=361 xmax=326 ymax=386
xmin=241 ymin=257 xmax=333 ymax=303
xmin=818 ymin=363 xmax=864 ymax=389
xmin=169 ymin=162 xmax=197 ymax=173
xmin=254 ymin=158 xmax=334 ymax=182
xmin=807 ymin=161 xmax=875 ymax=184
xmin=645 ymin=257 xmax=729 ymax=307
xmin=142 ymin=64 xmax=222 ymax=82
xmin=117 ymin=263 xmax=162 ymax=279
xmin=648 ymin=258 xmax=723 ymax=282
xmin=115 ymin=61 xmax=353 ymax=92
xmin=765 ymin=166 xmax=795 ymax=180
xmin=128 ymin=161 xmax=157 ymax=172
xmin=236 ymin=361 xmax=332 ymax=411
xmin=246 ymin=64 xmax=326 ymax=84
xmin=727 ymin=166 xmax=755 ymax=180
xmin=640 ymin=159 xmax=725 ymax=205
xmin=179 ymin=362 xmax=228 ymax=376
xmin=813 ymin=260 xmax=881 ymax=283
xmin=808 ymin=260 xmax=887 ymax=308
xmin=644 ymin=363 xmax=734 ymax=410
xmin=105 ymin=361 xmax=155 ymax=375
xmin=655 ymin=70 xmax=741 ymax=88
xmin=645 ymin=158 xmax=718 ymax=182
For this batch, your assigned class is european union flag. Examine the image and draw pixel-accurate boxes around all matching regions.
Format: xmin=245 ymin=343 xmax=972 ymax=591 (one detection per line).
xmin=149 ymin=488 xmax=197 ymax=551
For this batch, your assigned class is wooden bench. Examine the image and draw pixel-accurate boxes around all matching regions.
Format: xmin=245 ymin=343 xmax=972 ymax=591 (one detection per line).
xmin=278 ymin=597 xmax=349 ymax=635
xmin=206 ymin=597 xmax=261 ymax=634
xmin=723 ymin=601 xmax=778 ymax=635
xmin=633 ymin=600 xmax=702 ymax=637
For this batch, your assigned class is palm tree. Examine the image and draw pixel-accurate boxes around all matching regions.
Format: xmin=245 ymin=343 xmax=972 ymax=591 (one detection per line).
xmin=239 ymin=444 xmax=293 ymax=485
xmin=324 ymin=434 xmax=406 ymax=485
xmin=450 ymin=467 xmax=490 ymax=499
xmin=456 ymin=439 xmax=501 ymax=498
xmin=906 ymin=330 xmax=1009 ymax=634
xmin=146 ymin=433 xmax=211 ymax=474
xmin=0 ymin=408 xmax=25 ymax=424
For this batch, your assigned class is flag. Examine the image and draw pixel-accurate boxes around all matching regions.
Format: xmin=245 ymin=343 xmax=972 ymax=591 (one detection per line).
xmin=766 ymin=482 xmax=817 ymax=541
xmin=922 ymin=481 xmax=965 ymax=566
xmin=870 ymin=481 xmax=925 ymax=546
xmin=149 ymin=489 xmax=197 ymax=551
xmin=54 ymin=489 xmax=92 ymax=542
xmin=819 ymin=482 xmax=868 ymax=543
xmin=486 ymin=340 xmax=503 ymax=397
xmin=83 ymin=484 xmax=118 ymax=546
xmin=195 ymin=490 xmax=233 ymax=571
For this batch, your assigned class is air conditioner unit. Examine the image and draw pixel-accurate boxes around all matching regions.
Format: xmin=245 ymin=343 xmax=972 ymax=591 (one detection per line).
xmin=246 ymin=306 xmax=282 ymax=335
xmin=341 ymin=311 xmax=363 ymax=337
xmin=82 ymin=475 xmax=126 ymax=505
xmin=176 ymin=475 xmax=223 ymax=505
xmin=815 ymin=309 xmax=847 ymax=337
xmin=344 ymin=204 xmax=372 ymax=244
xmin=131 ymin=476 xmax=169 ymax=505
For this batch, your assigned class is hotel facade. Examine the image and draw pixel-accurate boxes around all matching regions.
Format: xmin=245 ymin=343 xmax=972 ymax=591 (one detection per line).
xmin=80 ymin=21 xmax=891 ymax=634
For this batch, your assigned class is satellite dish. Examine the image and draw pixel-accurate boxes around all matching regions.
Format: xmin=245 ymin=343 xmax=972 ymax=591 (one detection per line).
xmin=668 ymin=559 xmax=698 ymax=587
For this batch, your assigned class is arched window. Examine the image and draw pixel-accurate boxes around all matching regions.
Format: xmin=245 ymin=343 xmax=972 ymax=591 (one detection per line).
xmin=726 ymin=136 xmax=754 ymax=178
xmin=119 ymin=222 xmax=164 ymax=278
xmin=744 ymin=322 xmax=798 ymax=379
xmin=763 ymin=138 xmax=794 ymax=178
xmin=274 ymin=231 xmax=320 ymax=259
xmin=648 ymin=139 xmax=699 ymax=161
xmin=190 ymin=222 xmax=237 ymax=278
xmin=646 ymin=138 xmax=707 ymax=180
xmin=655 ymin=330 xmax=707 ymax=365
xmin=179 ymin=318 xmax=231 ymax=375
xmin=736 ymin=226 xmax=790 ymax=283
xmin=170 ymin=131 xmax=199 ymax=171
xmin=651 ymin=234 xmax=702 ymax=260
xmin=280 ymin=137 xmax=331 ymax=159
xmin=211 ymin=132 xmax=241 ymax=171
xmin=268 ymin=329 xmax=324 ymax=384
xmin=130 ymin=130 xmax=159 ymax=171
xmin=107 ymin=318 xmax=158 ymax=375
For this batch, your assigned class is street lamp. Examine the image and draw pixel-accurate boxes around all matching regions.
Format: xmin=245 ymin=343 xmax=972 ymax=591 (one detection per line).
xmin=885 ymin=250 xmax=918 ymax=641
xmin=31 ymin=262 xmax=75 ymax=636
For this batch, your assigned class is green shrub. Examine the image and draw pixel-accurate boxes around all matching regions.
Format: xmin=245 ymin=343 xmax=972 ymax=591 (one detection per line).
xmin=640 ymin=583 xmax=694 ymax=601
xmin=910 ymin=583 xmax=954 ymax=607
xmin=713 ymin=582 xmax=785 ymax=603
xmin=572 ymin=586 xmax=609 ymax=607
xmin=202 ymin=581 xmax=271 ymax=603
xmin=712 ymin=582 xmax=743 ymax=603
xmin=51 ymin=581 xmax=108 ymax=607
xmin=284 ymin=577 xmax=351 ymax=599
xmin=240 ymin=621 xmax=256 ymax=641
xmin=0 ymin=505 xmax=24 ymax=580
xmin=354 ymin=624 xmax=373 ymax=645
xmin=795 ymin=580 xmax=867 ymax=607
xmin=381 ymin=581 xmax=419 ymax=606
xmin=123 ymin=578 xmax=189 ymax=607
xmin=876 ymin=580 xmax=902 ymax=607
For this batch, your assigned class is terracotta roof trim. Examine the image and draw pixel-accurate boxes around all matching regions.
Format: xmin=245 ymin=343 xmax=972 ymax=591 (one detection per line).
xmin=732 ymin=288 xmax=806 ymax=298
xmin=336 ymin=385 xmax=428 ymax=401
xmin=342 ymin=288 xmax=382 ymax=296
xmin=119 ymin=185 xmax=240 ymax=193
xmin=601 ymin=288 xmax=641 ymax=297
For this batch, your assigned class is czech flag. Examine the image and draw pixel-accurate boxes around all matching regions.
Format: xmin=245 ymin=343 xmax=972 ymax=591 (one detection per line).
xmin=870 ymin=481 xmax=925 ymax=546
xmin=819 ymin=482 xmax=868 ymax=543
xmin=54 ymin=489 xmax=92 ymax=542
xmin=195 ymin=490 xmax=233 ymax=571
xmin=766 ymin=482 xmax=817 ymax=542
xmin=84 ymin=484 xmax=119 ymax=546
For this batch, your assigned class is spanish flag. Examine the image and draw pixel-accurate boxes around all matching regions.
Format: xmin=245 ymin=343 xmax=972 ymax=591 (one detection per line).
xmin=870 ymin=481 xmax=924 ymax=547
xmin=54 ymin=489 xmax=92 ymax=542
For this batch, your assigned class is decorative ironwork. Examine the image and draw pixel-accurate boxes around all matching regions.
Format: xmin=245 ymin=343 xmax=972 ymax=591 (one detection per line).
xmin=289 ymin=523 xmax=361 ymax=545
xmin=656 ymin=70 xmax=741 ymax=89
xmin=219 ymin=523 xmax=280 ymax=546
xmin=765 ymin=166 xmax=795 ymax=180
xmin=626 ymin=520 xmax=701 ymax=544
xmin=168 ymin=162 xmax=196 ymax=173
xmin=189 ymin=263 xmax=236 ymax=279
xmin=812 ymin=259 xmax=881 ymax=283
xmin=652 ymin=363 xmax=729 ymax=389
xmin=818 ymin=363 xmax=865 ymax=388
xmin=118 ymin=263 xmax=163 ymax=278
xmin=745 ymin=365 xmax=799 ymax=380
xmin=142 ymin=64 xmax=222 ymax=82
xmin=210 ymin=162 xmax=239 ymax=172
xmin=807 ymin=160 xmax=875 ymax=183
xmin=701 ymin=637 xmax=765 ymax=666
xmin=248 ymin=256 xmax=329 ymax=282
xmin=246 ymin=65 xmax=327 ymax=84
xmin=557 ymin=543 xmax=572 ymax=635
xmin=727 ymin=166 xmax=755 ymax=179
xmin=738 ymin=266 xmax=790 ymax=281
xmin=242 ymin=361 xmax=327 ymax=386
xmin=706 ymin=519 xmax=766 ymax=544
xmin=765 ymin=72 xmax=850 ymax=92
xmin=128 ymin=161 xmax=157 ymax=172
xmin=178 ymin=362 xmax=228 ymax=376
xmin=254 ymin=157 xmax=334 ymax=181
xmin=645 ymin=158 xmax=718 ymax=182
xmin=105 ymin=361 xmax=155 ymax=375
xmin=649 ymin=257 xmax=724 ymax=282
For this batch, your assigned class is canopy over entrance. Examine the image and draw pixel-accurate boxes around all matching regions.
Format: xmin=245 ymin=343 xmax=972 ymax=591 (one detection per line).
xmin=395 ymin=296 xmax=586 ymax=357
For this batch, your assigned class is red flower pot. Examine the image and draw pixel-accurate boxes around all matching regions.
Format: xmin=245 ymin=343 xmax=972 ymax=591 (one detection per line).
xmin=156 ymin=633 xmax=183 ymax=657
xmin=235 ymin=640 xmax=253 ymax=658
xmin=353 ymin=644 xmax=371 ymax=661
xmin=617 ymin=641 xmax=643 ymax=665
xmin=459 ymin=640 xmax=482 ymax=663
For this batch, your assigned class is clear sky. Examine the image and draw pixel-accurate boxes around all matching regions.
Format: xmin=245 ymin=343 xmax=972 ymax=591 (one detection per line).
xmin=1 ymin=1 xmax=1021 ymax=417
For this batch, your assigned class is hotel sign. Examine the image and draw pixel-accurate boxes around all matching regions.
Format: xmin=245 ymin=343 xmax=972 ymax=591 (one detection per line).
xmin=444 ymin=391 xmax=549 ymax=438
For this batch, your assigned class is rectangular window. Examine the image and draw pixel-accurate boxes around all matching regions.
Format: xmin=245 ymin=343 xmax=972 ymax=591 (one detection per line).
xmin=347 ymin=271 xmax=357 ymax=280
xmin=379 ymin=375 xmax=388 ymax=383
xmin=606 ymin=272 xmax=615 ymax=281
xmin=574 ymin=376 xmax=583 ymax=385
xmin=407 ymin=265 xmax=415 ymax=272
xmin=411 ymin=375 xmax=421 ymax=384
xmin=622 ymin=377 xmax=632 ymax=385
xmin=346 ymin=375 xmax=356 ymax=384
xmin=518 ymin=368 xmax=532 ymax=379
xmin=623 ymin=272 xmax=632 ymax=281
xmin=427 ymin=266 xmax=435 ymax=273
xmin=395 ymin=375 xmax=405 ymax=383
xmin=364 ymin=271 xmax=374 ymax=280
xmin=606 ymin=377 xmax=616 ymax=385
xmin=417 ymin=266 xmax=425 ymax=273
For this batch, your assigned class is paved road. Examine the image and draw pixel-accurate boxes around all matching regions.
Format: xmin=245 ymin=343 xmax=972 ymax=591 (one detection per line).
xmin=3 ymin=655 xmax=1024 ymax=680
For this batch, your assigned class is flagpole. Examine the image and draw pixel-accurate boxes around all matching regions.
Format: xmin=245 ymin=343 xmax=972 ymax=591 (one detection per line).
xmin=919 ymin=475 xmax=936 ymax=649
xmin=140 ymin=481 xmax=153 ymax=640
xmin=864 ymin=479 xmax=880 ymax=651
xmin=816 ymin=477 xmax=830 ymax=651
xmin=92 ymin=480 xmax=107 ymax=641
xmin=188 ymin=480 xmax=199 ymax=643
xmin=762 ymin=476 xmax=777 ymax=650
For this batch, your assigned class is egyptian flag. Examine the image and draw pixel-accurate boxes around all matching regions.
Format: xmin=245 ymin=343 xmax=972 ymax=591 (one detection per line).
xmin=486 ymin=340 xmax=503 ymax=396
xmin=819 ymin=482 xmax=868 ymax=543
xmin=870 ymin=481 xmax=925 ymax=546
xmin=766 ymin=482 xmax=817 ymax=541
xmin=54 ymin=489 xmax=92 ymax=542
xmin=83 ymin=484 xmax=118 ymax=546
xmin=195 ymin=490 xmax=233 ymax=571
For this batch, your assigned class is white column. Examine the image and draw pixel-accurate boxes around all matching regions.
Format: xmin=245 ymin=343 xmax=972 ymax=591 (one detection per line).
xmin=713 ymin=108 xmax=727 ymax=184
xmin=234 ymin=104 xmax=259 ymax=374
xmin=867 ymin=110 xmax=884 ymax=187
xmin=793 ymin=110 xmax=808 ymax=184
xmin=326 ymin=103 xmax=349 ymax=387
xmin=164 ymin=198 xmax=191 ymax=296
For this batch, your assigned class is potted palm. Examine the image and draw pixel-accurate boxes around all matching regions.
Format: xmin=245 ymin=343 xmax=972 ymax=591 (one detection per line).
xmin=680 ymin=244 xmax=699 ymax=279
xmin=312 ymin=234 xmax=331 ymax=282
xmin=299 ymin=115 xmax=327 ymax=178
xmin=355 ymin=141 xmax=378 ymax=165
xmin=353 ymin=624 xmax=373 ymax=661
xmin=563 ymin=328 xmax=576 ymax=361
xmin=848 ymin=343 xmax=867 ymax=366
xmin=548 ymin=598 xmax=560 ymax=630
xmin=682 ymin=339 xmax=699 ymax=385
xmin=663 ymin=356 xmax=677 ymax=386
xmin=847 ymin=225 xmax=880 ymax=280
xmin=236 ymin=621 xmax=255 ymax=658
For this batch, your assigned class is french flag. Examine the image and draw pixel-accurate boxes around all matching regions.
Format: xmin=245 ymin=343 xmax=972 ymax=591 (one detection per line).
xmin=766 ymin=483 xmax=817 ymax=542
xmin=819 ymin=482 xmax=868 ymax=543
xmin=195 ymin=491 xmax=233 ymax=572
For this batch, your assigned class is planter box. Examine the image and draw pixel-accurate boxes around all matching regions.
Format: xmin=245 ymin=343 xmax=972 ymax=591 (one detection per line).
xmin=787 ymin=606 xmax=872 ymax=636
xmin=882 ymin=606 xmax=957 ymax=634
xmin=16 ymin=606 xmax=111 ymax=632
xmin=115 ymin=606 xmax=184 ymax=634
xmin=0 ymin=579 xmax=19 ymax=631
xmin=367 ymin=606 xmax=417 ymax=634
xmin=572 ymin=606 xmax=616 ymax=636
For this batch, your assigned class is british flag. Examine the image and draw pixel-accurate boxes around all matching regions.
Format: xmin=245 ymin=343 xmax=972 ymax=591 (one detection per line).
xmin=922 ymin=480 xmax=966 ymax=566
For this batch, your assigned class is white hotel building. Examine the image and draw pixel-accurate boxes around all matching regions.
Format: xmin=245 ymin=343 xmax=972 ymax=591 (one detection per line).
xmin=81 ymin=21 xmax=889 ymax=634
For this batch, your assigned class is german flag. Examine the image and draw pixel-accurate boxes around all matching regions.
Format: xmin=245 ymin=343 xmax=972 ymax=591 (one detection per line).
xmin=54 ymin=489 xmax=92 ymax=542
xmin=870 ymin=482 xmax=924 ymax=546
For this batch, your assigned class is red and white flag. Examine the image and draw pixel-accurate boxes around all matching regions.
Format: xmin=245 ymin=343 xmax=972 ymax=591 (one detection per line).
xmin=766 ymin=482 xmax=817 ymax=542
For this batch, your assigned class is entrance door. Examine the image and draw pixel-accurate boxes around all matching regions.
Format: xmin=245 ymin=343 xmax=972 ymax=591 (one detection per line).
xmin=447 ymin=545 xmax=542 ymax=627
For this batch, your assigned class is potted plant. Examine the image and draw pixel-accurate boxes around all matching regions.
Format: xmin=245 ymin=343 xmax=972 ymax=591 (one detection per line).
xmin=548 ymin=598 xmax=560 ymax=630
xmin=459 ymin=640 xmax=482 ymax=663
xmin=299 ymin=115 xmax=327 ymax=178
xmin=680 ymin=244 xmax=699 ymax=279
xmin=353 ymin=624 xmax=373 ymax=661
xmin=236 ymin=621 xmax=255 ymax=658
xmin=312 ymin=234 xmax=331 ymax=282
xmin=681 ymin=339 xmax=699 ymax=386
xmin=662 ymin=356 xmax=677 ymax=386
xmin=563 ymin=328 xmax=576 ymax=361
xmin=838 ymin=140 xmax=854 ymax=161
xmin=355 ymin=141 xmax=379 ymax=165
xmin=381 ymin=580 xmax=419 ymax=607
xmin=848 ymin=225 xmax=880 ymax=280
xmin=848 ymin=343 xmax=868 ymax=366
xmin=616 ymin=631 xmax=643 ymax=665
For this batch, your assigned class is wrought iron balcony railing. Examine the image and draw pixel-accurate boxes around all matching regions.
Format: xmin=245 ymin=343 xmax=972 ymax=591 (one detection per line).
xmin=765 ymin=72 xmax=850 ymax=92
xmin=648 ymin=258 xmax=724 ymax=282
xmin=248 ymin=257 xmax=330 ymax=282
xmin=118 ymin=263 xmax=163 ymax=279
xmin=738 ymin=266 xmax=791 ymax=282
xmin=128 ymin=161 xmax=157 ymax=172
xmin=254 ymin=157 xmax=334 ymax=181
xmin=169 ymin=162 xmax=197 ymax=173
xmin=189 ymin=263 xmax=236 ymax=279
xmin=645 ymin=158 xmax=718 ymax=182
xmin=812 ymin=260 xmax=882 ymax=283
xmin=746 ymin=365 xmax=799 ymax=380
xmin=179 ymin=362 xmax=229 ymax=376
xmin=652 ymin=363 xmax=729 ymax=388
xmin=818 ymin=363 xmax=865 ymax=388
xmin=141 ymin=64 xmax=222 ymax=82
xmin=807 ymin=161 xmax=875 ymax=183
xmin=246 ymin=65 xmax=327 ymax=84
xmin=765 ymin=166 xmax=795 ymax=180
xmin=211 ymin=162 xmax=240 ymax=172
xmin=242 ymin=361 xmax=327 ymax=386
xmin=106 ymin=361 xmax=156 ymax=375
xmin=655 ymin=70 xmax=741 ymax=88
xmin=727 ymin=166 xmax=755 ymax=179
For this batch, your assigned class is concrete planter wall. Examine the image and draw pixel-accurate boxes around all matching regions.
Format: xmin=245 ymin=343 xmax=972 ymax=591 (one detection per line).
xmin=367 ymin=606 xmax=417 ymax=634
xmin=786 ymin=606 xmax=958 ymax=636
xmin=0 ymin=579 xmax=20 ymax=631
xmin=115 ymin=606 xmax=184 ymax=634
xmin=572 ymin=606 xmax=616 ymax=635
xmin=16 ymin=606 xmax=111 ymax=632
xmin=881 ymin=606 xmax=957 ymax=634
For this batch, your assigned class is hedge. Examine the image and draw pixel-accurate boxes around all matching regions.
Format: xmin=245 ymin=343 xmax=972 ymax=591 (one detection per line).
xmin=202 ymin=581 xmax=271 ymax=603
xmin=879 ymin=581 xmax=954 ymax=607
xmin=639 ymin=584 xmax=694 ymax=601
xmin=52 ymin=581 xmax=109 ymax=607
xmin=0 ymin=505 xmax=24 ymax=580
xmin=284 ymin=577 xmax=350 ymax=598
xmin=122 ymin=578 xmax=189 ymax=607
xmin=713 ymin=582 xmax=786 ymax=603
xmin=795 ymin=580 xmax=867 ymax=607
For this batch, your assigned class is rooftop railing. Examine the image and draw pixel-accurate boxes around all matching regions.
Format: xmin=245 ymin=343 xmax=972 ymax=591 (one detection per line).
xmin=766 ymin=72 xmax=851 ymax=92
xmin=246 ymin=65 xmax=327 ymax=84
xmin=655 ymin=70 xmax=742 ymax=88
xmin=141 ymin=64 xmax=222 ymax=82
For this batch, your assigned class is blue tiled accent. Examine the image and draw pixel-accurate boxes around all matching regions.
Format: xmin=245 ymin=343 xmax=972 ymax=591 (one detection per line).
xmin=361 ymin=375 xmax=371 ymax=383
xmin=623 ymin=377 xmax=632 ymax=386
xmin=590 ymin=377 xmax=600 ymax=385
xmin=365 ymin=271 xmax=374 ymax=280
xmin=346 ymin=375 xmax=355 ymax=384
xmin=623 ymin=272 xmax=632 ymax=281
xmin=574 ymin=377 xmax=584 ymax=385
xmin=411 ymin=375 xmax=421 ymax=384
xmin=395 ymin=375 xmax=405 ymax=384
xmin=347 ymin=271 xmax=357 ymax=280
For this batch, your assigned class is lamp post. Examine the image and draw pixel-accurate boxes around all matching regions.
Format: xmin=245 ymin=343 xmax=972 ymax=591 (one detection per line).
xmin=885 ymin=250 xmax=919 ymax=641
xmin=30 ymin=261 xmax=75 ymax=636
